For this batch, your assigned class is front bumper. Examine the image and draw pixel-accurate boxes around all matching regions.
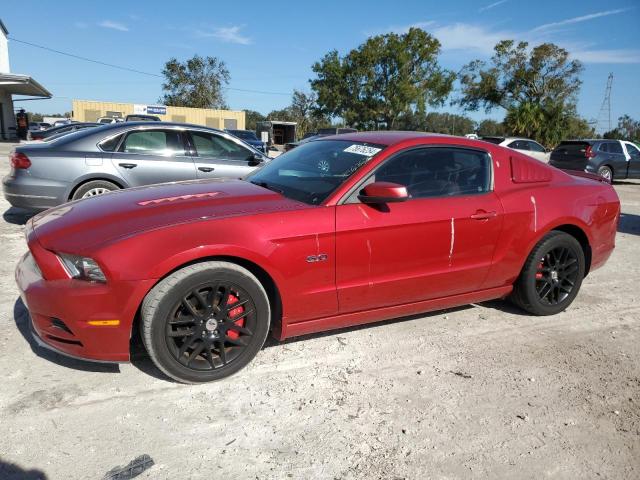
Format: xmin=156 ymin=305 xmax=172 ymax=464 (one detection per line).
xmin=16 ymin=248 xmax=156 ymax=362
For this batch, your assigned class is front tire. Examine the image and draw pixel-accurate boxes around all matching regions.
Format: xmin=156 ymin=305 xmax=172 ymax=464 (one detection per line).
xmin=141 ymin=262 xmax=270 ymax=383
xmin=511 ymin=231 xmax=585 ymax=316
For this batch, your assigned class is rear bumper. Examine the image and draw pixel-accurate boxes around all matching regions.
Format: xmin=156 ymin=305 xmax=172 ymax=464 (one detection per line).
xmin=3 ymin=173 xmax=67 ymax=210
xmin=16 ymin=249 xmax=156 ymax=362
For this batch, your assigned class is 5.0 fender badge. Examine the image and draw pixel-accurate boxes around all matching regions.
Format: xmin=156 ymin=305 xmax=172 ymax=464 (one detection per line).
xmin=306 ymin=254 xmax=328 ymax=263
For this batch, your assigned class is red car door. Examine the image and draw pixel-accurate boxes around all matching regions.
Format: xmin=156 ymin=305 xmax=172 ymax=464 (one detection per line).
xmin=335 ymin=146 xmax=504 ymax=313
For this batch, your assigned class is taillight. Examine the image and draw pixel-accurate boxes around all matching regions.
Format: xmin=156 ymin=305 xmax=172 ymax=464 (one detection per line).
xmin=10 ymin=152 xmax=31 ymax=169
xmin=585 ymin=146 xmax=596 ymax=159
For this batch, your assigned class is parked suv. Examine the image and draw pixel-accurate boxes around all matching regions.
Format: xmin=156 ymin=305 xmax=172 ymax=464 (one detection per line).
xmin=549 ymin=139 xmax=640 ymax=181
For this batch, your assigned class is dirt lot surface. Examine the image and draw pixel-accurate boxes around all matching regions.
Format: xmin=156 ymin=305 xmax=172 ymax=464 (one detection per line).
xmin=0 ymin=141 xmax=638 ymax=479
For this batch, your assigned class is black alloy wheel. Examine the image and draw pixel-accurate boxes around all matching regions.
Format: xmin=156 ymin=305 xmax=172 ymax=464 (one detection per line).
xmin=511 ymin=231 xmax=585 ymax=316
xmin=166 ymin=282 xmax=255 ymax=370
xmin=534 ymin=246 xmax=580 ymax=305
xmin=142 ymin=262 xmax=270 ymax=383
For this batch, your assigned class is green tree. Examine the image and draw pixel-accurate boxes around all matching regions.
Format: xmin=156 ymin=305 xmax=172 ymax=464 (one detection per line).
xmin=458 ymin=40 xmax=583 ymax=146
xmin=605 ymin=115 xmax=640 ymax=141
xmin=397 ymin=111 xmax=475 ymax=135
xmin=477 ymin=119 xmax=506 ymax=136
xmin=244 ymin=110 xmax=266 ymax=131
xmin=160 ymin=55 xmax=230 ymax=109
xmin=311 ymin=28 xmax=455 ymax=129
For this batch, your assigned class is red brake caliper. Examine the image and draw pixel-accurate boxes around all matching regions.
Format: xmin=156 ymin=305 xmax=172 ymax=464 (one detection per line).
xmin=226 ymin=293 xmax=244 ymax=340
xmin=535 ymin=260 xmax=544 ymax=280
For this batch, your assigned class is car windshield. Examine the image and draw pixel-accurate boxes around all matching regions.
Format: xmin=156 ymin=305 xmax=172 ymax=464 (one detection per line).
xmin=230 ymin=130 xmax=258 ymax=141
xmin=246 ymin=139 xmax=385 ymax=205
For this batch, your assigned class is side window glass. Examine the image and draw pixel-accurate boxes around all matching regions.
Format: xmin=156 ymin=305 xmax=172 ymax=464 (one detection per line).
xmin=508 ymin=140 xmax=529 ymax=150
xmin=120 ymin=130 xmax=184 ymax=156
xmin=529 ymin=141 xmax=545 ymax=152
xmin=191 ymin=131 xmax=251 ymax=161
xmin=599 ymin=143 xmax=609 ymax=153
xmin=99 ymin=134 xmax=123 ymax=152
xmin=627 ymin=144 xmax=640 ymax=157
xmin=371 ymin=147 xmax=491 ymax=199
xmin=609 ymin=142 xmax=623 ymax=154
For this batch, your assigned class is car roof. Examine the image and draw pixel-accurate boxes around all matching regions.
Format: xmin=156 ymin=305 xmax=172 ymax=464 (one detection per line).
xmin=316 ymin=131 xmax=446 ymax=146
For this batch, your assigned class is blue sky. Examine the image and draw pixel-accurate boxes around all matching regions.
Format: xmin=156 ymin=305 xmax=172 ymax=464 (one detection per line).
xmin=4 ymin=0 xmax=639 ymax=128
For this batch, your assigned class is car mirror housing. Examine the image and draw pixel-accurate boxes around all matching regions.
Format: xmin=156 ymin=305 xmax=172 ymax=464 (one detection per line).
xmin=357 ymin=182 xmax=409 ymax=204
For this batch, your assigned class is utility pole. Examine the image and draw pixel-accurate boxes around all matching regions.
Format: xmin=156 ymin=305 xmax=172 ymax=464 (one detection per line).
xmin=596 ymin=73 xmax=613 ymax=134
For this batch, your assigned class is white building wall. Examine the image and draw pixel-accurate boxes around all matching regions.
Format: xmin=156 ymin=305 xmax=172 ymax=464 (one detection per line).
xmin=0 ymin=27 xmax=10 ymax=73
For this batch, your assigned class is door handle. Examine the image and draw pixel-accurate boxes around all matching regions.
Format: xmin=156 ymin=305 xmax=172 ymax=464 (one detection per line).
xmin=119 ymin=163 xmax=137 ymax=169
xmin=198 ymin=167 xmax=215 ymax=172
xmin=470 ymin=210 xmax=497 ymax=220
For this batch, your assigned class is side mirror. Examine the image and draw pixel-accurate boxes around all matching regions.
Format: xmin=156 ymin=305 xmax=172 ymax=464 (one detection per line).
xmin=357 ymin=182 xmax=409 ymax=204
xmin=249 ymin=152 xmax=265 ymax=165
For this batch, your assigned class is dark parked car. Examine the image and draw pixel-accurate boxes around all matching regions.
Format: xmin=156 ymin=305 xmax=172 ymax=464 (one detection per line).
xmin=284 ymin=128 xmax=358 ymax=151
xmin=3 ymin=122 xmax=269 ymax=210
xmin=30 ymin=122 xmax=101 ymax=141
xmin=549 ymin=139 xmax=640 ymax=181
xmin=226 ymin=129 xmax=267 ymax=153
xmin=125 ymin=114 xmax=161 ymax=122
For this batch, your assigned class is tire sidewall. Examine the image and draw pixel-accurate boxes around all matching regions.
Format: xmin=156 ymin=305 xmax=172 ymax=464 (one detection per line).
xmin=520 ymin=233 xmax=585 ymax=315
xmin=72 ymin=180 xmax=119 ymax=200
xmin=147 ymin=266 xmax=270 ymax=383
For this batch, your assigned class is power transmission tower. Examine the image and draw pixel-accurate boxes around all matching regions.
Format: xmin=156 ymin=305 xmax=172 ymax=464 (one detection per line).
xmin=596 ymin=73 xmax=613 ymax=134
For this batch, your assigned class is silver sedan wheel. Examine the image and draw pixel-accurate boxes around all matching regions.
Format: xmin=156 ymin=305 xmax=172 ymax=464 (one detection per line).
xmin=81 ymin=187 xmax=110 ymax=198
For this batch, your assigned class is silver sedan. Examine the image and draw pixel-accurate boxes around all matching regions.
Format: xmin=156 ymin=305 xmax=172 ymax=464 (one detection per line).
xmin=3 ymin=122 xmax=269 ymax=210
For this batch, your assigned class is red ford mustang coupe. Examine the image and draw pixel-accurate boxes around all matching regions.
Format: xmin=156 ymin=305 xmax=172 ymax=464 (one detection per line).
xmin=16 ymin=132 xmax=620 ymax=383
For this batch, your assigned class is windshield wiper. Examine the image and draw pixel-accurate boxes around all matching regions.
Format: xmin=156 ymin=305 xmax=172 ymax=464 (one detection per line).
xmin=250 ymin=180 xmax=284 ymax=194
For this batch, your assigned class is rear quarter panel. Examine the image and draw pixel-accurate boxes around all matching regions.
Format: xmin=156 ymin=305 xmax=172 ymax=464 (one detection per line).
xmin=486 ymin=150 xmax=619 ymax=288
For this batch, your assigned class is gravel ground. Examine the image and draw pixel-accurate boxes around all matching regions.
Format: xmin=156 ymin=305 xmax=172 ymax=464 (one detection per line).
xmin=0 ymin=141 xmax=638 ymax=479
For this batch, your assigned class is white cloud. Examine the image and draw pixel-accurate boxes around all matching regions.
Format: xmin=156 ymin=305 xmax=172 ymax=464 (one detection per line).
xmin=197 ymin=26 xmax=251 ymax=45
xmin=571 ymin=49 xmax=640 ymax=64
xmin=99 ymin=20 xmax=129 ymax=32
xmin=532 ymin=8 xmax=630 ymax=32
xmin=432 ymin=23 xmax=513 ymax=55
xmin=479 ymin=0 xmax=508 ymax=12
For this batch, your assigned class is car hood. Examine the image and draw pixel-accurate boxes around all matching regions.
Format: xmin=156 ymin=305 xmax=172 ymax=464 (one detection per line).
xmin=29 ymin=179 xmax=309 ymax=252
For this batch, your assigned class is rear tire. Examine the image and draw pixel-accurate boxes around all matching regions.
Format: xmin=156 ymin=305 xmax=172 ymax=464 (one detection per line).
xmin=511 ymin=231 xmax=585 ymax=316
xmin=72 ymin=180 xmax=119 ymax=200
xmin=141 ymin=262 xmax=270 ymax=383
xmin=597 ymin=165 xmax=613 ymax=181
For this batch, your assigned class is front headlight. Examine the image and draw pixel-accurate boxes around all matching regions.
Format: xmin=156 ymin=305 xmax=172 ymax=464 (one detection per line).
xmin=58 ymin=253 xmax=106 ymax=282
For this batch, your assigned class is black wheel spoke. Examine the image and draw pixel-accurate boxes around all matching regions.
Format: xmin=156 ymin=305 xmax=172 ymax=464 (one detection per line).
xmin=178 ymin=335 xmax=198 ymax=359
xmin=217 ymin=340 xmax=227 ymax=365
xmin=186 ymin=341 xmax=205 ymax=366
xmin=164 ymin=281 xmax=258 ymax=373
xmin=181 ymin=298 xmax=200 ymax=319
xmin=167 ymin=328 xmax=194 ymax=338
xmin=226 ymin=323 xmax=253 ymax=336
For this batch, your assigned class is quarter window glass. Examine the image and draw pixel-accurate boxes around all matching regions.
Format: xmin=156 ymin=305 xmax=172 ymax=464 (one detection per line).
xmin=191 ymin=132 xmax=251 ymax=161
xmin=99 ymin=134 xmax=123 ymax=152
xmin=609 ymin=142 xmax=623 ymax=154
xmin=372 ymin=147 xmax=491 ymax=198
xmin=120 ymin=130 xmax=184 ymax=155
xmin=528 ymin=141 xmax=545 ymax=152
xmin=627 ymin=144 xmax=640 ymax=157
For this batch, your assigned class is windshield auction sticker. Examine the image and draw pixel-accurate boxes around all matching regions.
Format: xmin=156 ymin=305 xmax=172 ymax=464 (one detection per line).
xmin=344 ymin=144 xmax=382 ymax=156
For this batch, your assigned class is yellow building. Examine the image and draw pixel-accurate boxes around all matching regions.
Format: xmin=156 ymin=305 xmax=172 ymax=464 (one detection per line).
xmin=71 ymin=99 xmax=245 ymax=130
